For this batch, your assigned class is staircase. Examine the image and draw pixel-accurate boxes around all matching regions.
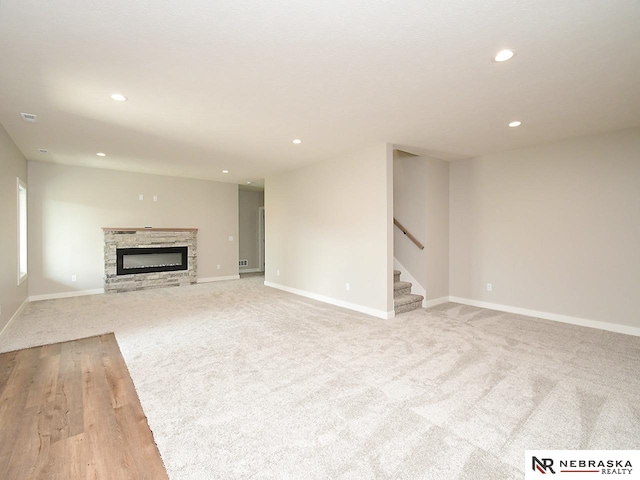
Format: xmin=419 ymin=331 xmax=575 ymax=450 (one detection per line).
xmin=394 ymin=270 xmax=424 ymax=315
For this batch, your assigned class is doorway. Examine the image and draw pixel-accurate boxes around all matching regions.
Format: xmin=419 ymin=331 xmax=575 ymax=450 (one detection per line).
xmin=258 ymin=206 xmax=265 ymax=272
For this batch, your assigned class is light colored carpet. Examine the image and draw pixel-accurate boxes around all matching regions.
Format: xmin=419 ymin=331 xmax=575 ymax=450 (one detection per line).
xmin=1 ymin=277 xmax=639 ymax=479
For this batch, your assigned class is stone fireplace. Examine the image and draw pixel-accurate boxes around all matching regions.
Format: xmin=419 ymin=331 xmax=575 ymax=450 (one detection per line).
xmin=104 ymin=227 xmax=197 ymax=293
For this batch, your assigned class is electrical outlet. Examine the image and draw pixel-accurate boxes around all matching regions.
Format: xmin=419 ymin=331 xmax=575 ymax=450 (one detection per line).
xmin=153 ymin=195 xmax=158 ymax=202
xmin=345 ymin=282 xmax=350 ymax=291
xmin=486 ymin=283 xmax=492 ymax=292
xmin=277 ymin=269 xmax=280 ymax=276
xmin=228 ymin=235 xmax=234 ymax=241
xmin=0 ymin=305 xmax=2 ymax=317
xmin=138 ymin=194 xmax=144 ymax=201
xmin=217 ymin=264 xmax=220 ymax=270
xmin=71 ymin=274 xmax=77 ymax=282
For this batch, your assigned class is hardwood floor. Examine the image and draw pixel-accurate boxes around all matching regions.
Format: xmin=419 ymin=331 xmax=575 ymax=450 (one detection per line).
xmin=0 ymin=334 xmax=168 ymax=479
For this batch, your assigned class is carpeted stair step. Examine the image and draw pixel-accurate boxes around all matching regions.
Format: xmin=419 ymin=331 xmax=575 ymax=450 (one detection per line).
xmin=393 ymin=270 xmax=423 ymax=314
xmin=394 ymin=293 xmax=424 ymax=315
xmin=394 ymin=281 xmax=412 ymax=298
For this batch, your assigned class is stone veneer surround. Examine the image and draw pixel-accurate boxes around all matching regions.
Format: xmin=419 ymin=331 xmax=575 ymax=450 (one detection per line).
xmin=104 ymin=228 xmax=197 ymax=293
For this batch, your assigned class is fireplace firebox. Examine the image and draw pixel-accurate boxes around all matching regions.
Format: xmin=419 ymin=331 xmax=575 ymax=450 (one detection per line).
xmin=116 ymin=246 xmax=188 ymax=275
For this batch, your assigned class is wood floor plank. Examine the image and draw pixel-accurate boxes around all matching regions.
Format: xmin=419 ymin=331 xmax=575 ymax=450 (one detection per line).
xmin=114 ymin=401 xmax=169 ymax=479
xmin=29 ymin=402 xmax=55 ymax=479
xmin=25 ymin=353 xmax=60 ymax=408
xmin=38 ymin=341 xmax=62 ymax=359
xmin=3 ymin=405 xmax=44 ymax=480
xmin=0 ymin=350 xmax=18 ymax=398
xmin=49 ymin=433 xmax=86 ymax=480
xmin=0 ymin=334 xmax=168 ymax=479
xmin=0 ymin=348 xmax=41 ymax=461
xmin=0 ymin=346 xmax=41 ymax=402
xmin=83 ymin=336 xmax=131 ymax=480
xmin=0 ymin=452 xmax=10 ymax=480
xmin=50 ymin=340 xmax=84 ymax=444
xmin=102 ymin=346 xmax=131 ymax=409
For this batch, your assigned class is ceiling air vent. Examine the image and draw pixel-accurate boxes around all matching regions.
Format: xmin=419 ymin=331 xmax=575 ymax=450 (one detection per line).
xmin=20 ymin=112 xmax=37 ymax=122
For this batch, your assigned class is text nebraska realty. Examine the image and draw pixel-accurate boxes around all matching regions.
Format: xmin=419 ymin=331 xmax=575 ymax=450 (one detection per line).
xmin=562 ymin=459 xmax=632 ymax=475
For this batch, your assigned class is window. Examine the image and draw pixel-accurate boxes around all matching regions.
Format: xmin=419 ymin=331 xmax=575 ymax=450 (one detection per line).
xmin=17 ymin=178 xmax=27 ymax=284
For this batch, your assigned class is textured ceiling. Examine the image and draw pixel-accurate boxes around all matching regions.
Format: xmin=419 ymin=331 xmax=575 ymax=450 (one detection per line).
xmin=1 ymin=0 xmax=639 ymax=184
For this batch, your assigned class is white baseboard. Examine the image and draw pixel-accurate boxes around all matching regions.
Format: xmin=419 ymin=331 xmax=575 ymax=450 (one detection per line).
xmin=197 ymin=275 xmax=240 ymax=283
xmin=0 ymin=298 xmax=29 ymax=339
xmin=29 ymin=288 xmax=105 ymax=302
xmin=264 ymin=281 xmax=395 ymax=320
xmin=449 ymin=296 xmax=640 ymax=337
xmin=239 ymin=268 xmax=263 ymax=273
xmin=424 ymin=296 xmax=450 ymax=308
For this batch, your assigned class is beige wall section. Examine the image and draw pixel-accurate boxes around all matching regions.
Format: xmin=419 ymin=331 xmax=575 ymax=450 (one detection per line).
xmin=238 ymin=189 xmax=264 ymax=271
xmin=265 ymin=143 xmax=394 ymax=317
xmin=28 ymin=161 xmax=239 ymax=297
xmin=450 ymin=128 xmax=640 ymax=328
xmin=393 ymin=151 xmax=449 ymax=301
xmin=0 ymin=125 xmax=28 ymax=330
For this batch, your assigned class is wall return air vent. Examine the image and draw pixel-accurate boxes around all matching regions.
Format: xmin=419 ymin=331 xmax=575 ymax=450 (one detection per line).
xmin=20 ymin=112 xmax=37 ymax=122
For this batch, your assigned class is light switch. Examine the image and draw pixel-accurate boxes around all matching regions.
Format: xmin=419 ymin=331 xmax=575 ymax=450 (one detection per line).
xmin=228 ymin=235 xmax=234 ymax=241
xmin=138 ymin=194 xmax=144 ymax=201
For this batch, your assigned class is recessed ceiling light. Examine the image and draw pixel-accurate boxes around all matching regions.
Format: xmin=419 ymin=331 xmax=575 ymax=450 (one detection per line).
xmin=494 ymin=49 xmax=515 ymax=62
xmin=96 ymin=152 xmax=107 ymax=156
xmin=508 ymin=121 xmax=522 ymax=128
xmin=292 ymin=139 xmax=302 ymax=144
xmin=222 ymin=170 xmax=229 ymax=174
xmin=110 ymin=93 xmax=128 ymax=102
xmin=38 ymin=148 xmax=48 ymax=153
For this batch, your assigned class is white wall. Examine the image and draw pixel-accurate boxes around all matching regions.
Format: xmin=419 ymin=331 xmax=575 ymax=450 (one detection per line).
xmin=28 ymin=161 xmax=239 ymax=297
xmin=450 ymin=128 xmax=640 ymax=329
xmin=238 ymin=189 xmax=264 ymax=271
xmin=0 ymin=124 xmax=28 ymax=331
xmin=265 ymin=144 xmax=394 ymax=318
xmin=393 ymin=150 xmax=449 ymax=302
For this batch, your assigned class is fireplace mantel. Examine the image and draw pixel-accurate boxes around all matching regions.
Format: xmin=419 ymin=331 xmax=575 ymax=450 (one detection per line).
xmin=102 ymin=227 xmax=198 ymax=232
